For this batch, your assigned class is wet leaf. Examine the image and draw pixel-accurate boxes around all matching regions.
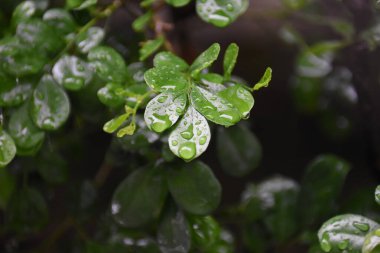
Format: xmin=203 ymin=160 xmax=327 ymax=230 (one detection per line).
xmin=190 ymin=86 xmax=241 ymax=127
xmin=223 ymin=43 xmax=239 ymax=80
xmin=199 ymin=73 xmax=226 ymax=93
xmin=165 ymin=0 xmax=191 ymax=7
xmin=375 ymin=185 xmax=380 ymax=206
xmin=298 ymin=154 xmax=350 ymax=226
xmin=88 ymin=46 xmax=127 ymax=83
xmin=218 ymin=84 xmax=254 ymax=118
xmin=168 ymin=105 xmax=211 ymax=161
xmin=157 ymin=203 xmax=191 ymax=253
xmin=167 ymin=161 xmax=221 ymax=215
xmin=75 ymin=27 xmax=105 ymax=54
xmin=8 ymin=102 xmax=45 ymax=155
xmin=11 ymin=1 xmax=37 ymax=27
xmin=53 ymin=55 xmax=93 ymax=91
xmin=132 ymin=11 xmax=152 ymax=32
xmin=196 ymin=0 xmax=249 ymax=27
xmin=188 ymin=215 xmax=221 ymax=250
xmin=111 ymin=166 xmax=168 ymax=228
xmin=217 ymin=124 xmax=261 ymax=177
xmin=42 ymin=9 xmax=76 ymax=35
xmin=0 ymin=74 xmax=33 ymax=107
xmin=97 ymin=83 xmax=125 ymax=108
xmin=154 ymin=51 xmax=189 ymax=72
xmin=117 ymin=122 xmax=136 ymax=137
xmin=103 ymin=113 xmax=130 ymax=134
xmin=363 ymin=228 xmax=380 ymax=253
xmin=253 ymin=67 xmax=272 ymax=91
xmin=0 ymin=130 xmax=16 ymax=168
xmin=144 ymin=93 xmax=187 ymax=133
xmin=144 ymin=67 xmax=189 ymax=93
xmin=139 ymin=37 xmax=164 ymax=61
xmin=189 ymin=43 xmax=220 ymax=78
xmin=318 ymin=214 xmax=379 ymax=253
xmin=31 ymin=75 xmax=71 ymax=130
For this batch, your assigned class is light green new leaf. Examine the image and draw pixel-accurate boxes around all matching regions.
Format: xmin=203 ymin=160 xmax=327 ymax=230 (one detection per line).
xmin=42 ymin=9 xmax=76 ymax=35
xmin=144 ymin=67 xmax=189 ymax=93
xmin=223 ymin=43 xmax=239 ymax=80
xmin=189 ymin=43 xmax=220 ymax=78
xmin=218 ymin=84 xmax=254 ymax=118
xmin=53 ymin=55 xmax=93 ymax=91
xmin=217 ymin=124 xmax=261 ymax=177
xmin=154 ymin=51 xmax=189 ymax=72
xmin=157 ymin=204 xmax=191 ymax=253
xmin=88 ymin=46 xmax=127 ymax=83
xmin=253 ymin=67 xmax=272 ymax=91
xmin=190 ymin=86 xmax=241 ymax=127
xmin=31 ymin=75 xmax=71 ymax=130
xmin=318 ymin=214 xmax=379 ymax=253
xmin=168 ymin=105 xmax=210 ymax=161
xmin=75 ymin=27 xmax=105 ymax=54
xmin=111 ymin=166 xmax=168 ymax=228
xmin=166 ymin=161 xmax=221 ymax=215
xmin=132 ymin=11 xmax=152 ymax=32
xmin=165 ymin=0 xmax=192 ymax=7
xmin=8 ymin=103 xmax=45 ymax=155
xmin=196 ymin=0 xmax=249 ymax=27
xmin=103 ymin=113 xmax=130 ymax=134
xmin=75 ymin=0 xmax=97 ymax=10
xmin=144 ymin=93 xmax=187 ymax=133
xmin=363 ymin=228 xmax=380 ymax=253
xmin=0 ymin=130 xmax=16 ymax=168
xmin=139 ymin=37 xmax=164 ymax=61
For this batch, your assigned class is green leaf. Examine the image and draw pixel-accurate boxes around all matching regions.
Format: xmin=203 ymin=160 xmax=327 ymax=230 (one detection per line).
xmin=53 ymin=55 xmax=93 ymax=91
xmin=111 ymin=166 xmax=168 ymax=228
xmin=168 ymin=105 xmax=211 ymax=161
xmin=0 ymin=37 xmax=48 ymax=77
xmin=167 ymin=161 xmax=221 ymax=215
xmin=75 ymin=27 xmax=105 ymax=54
xmin=199 ymin=73 xmax=226 ymax=93
xmin=0 ymin=74 xmax=33 ymax=107
xmin=42 ymin=9 xmax=76 ymax=35
xmin=0 ymin=168 xmax=15 ymax=209
xmin=103 ymin=113 xmax=130 ymax=134
xmin=375 ymin=185 xmax=380 ymax=206
xmin=157 ymin=203 xmax=191 ymax=253
xmin=132 ymin=11 xmax=152 ymax=32
xmin=75 ymin=0 xmax=97 ymax=10
xmin=196 ymin=0 xmax=249 ymax=27
xmin=282 ymin=0 xmax=307 ymax=9
xmin=318 ymin=214 xmax=379 ymax=253
xmin=8 ymin=102 xmax=45 ymax=155
xmin=88 ymin=46 xmax=127 ymax=83
xmin=139 ymin=37 xmax=164 ymax=61
xmin=154 ymin=51 xmax=189 ymax=72
xmin=190 ymin=86 xmax=241 ymax=127
xmin=144 ymin=67 xmax=190 ymax=93
xmin=31 ymin=75 xmax=71 ymax=131
xmin=189 ymin=43 xmax=220 ymax=78
xmin=223 ymin=43 xmax=239 ymax=80
xmin=0 ymin=130 xmax=16 ymax=168
xmin=6 ymin=187 xmax=49 ymax=233
xmin=16 ymin=19 xmax=64 ymax=53
xmin=11 ymin=1 xmax=37 ymax=27
xmin=97 ymin=83 xmax=125 ymax=108
xmin=253 ymin=67 xmax=272 ymax=91
xmin=144 ymin=93 xmax=187 ymax=133
xmin=218 ymin=84 xmax=254 ymax=118
xmin=217 ymin=124 xmax=261 ymax=177
xmin=188 ymin=215 xmax=221 ymax=250
xmin=117 ymin=122 xmax=137 ymax=137
xmin=165 ymin=0 xmax=192 ymax=7
xmin=297 ymin=154 xmax=350 ymax=227
xmin=363 ymin=228 xmax=380 ymax=253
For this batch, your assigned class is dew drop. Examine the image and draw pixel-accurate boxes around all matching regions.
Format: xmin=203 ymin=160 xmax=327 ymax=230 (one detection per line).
xmin=180 ymin=125 xmax=194 ymax=140
xmin=151 ymin=113 xmax=171 ymax=133
xmin=171 ymin=140 xmax=178 ymax=146
xmin=178 ymin=142 xmax=196 ymax=160
xmin=157 ymin=95 xmax=168 ymax=103
xmin=320 ymin=235 xmax=332 ymax=252
xmin=338 ymin=240 xmax=348 ymax=250
xmin=199 ymin=136 xmax=207 ymax=145
xmin=353 ymin=222 xmax=369 ymax=232
xmin=226 ymin=3 xmax=234 ymax=11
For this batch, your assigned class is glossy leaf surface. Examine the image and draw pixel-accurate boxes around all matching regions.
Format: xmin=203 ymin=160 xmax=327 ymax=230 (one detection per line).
xmin=0 ymin=130 xmax=17 ymax=168
xmin=189 ymin=43 xmax=220 ymax=78
xmin=223 ymin=43 xmax=239 ymax=80
xmin=144 ymin=67 xmax=189 ymax=93
xmin=75 ymin=27 xmax=105 ymax=54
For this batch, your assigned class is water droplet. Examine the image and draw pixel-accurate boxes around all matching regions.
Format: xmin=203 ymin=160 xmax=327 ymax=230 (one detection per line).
xmin=226 ymin=3 xmax=234 ymax=11
xmin=209 ymin=13 xmax=230 ymax=27
xmin=338 ymin=240 xmax=348 ymax=250
xmin=171 ymin=140 xmax=178 ymax=146
xmin=157 ymin=95 xmax=168 ymax=103
xmin=151 ymin=113 xmax=171 ymax=133
xmin=176 ymin=107 xmax=183 ymax=114
xmin=375 ymin=185 xmax=380 ymax=205
xmin=197 ymin=130 xmax=202 ymax=136
xmin=180 ymin=125 xmax=194 ymax=140
xmin=353 ymin=222 xmax=369 ymax=232
xmin=199 ymin=136 xmax=207 ymax=145
xmin=42 ymin=117 xmax=55 ymax=129
xmin=178 ymin=142 xmax=196 ymax=160
xmin=320 ymin=234 xmax=332 ymax=252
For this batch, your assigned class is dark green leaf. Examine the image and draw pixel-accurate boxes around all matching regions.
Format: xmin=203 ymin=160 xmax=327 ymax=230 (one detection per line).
xmin=190 ymin=86 xmax=241 ymax=127
xmin=291 ymin=76 xmax=322 ymax=114
xmin=223 ymin=43 xmax=239 ymax=80
xmin=168 ymin=105 xmax=210 ymax=161
xmin=167 ymin=161 xmax=221 ymax=215
xmin=75 ymin=27 xmax=105 ymax=54
xmin=218 ymin=84 xmax=254 ymax=118
xmin=144 ymin=93 xmax=187 ymax=133
xmin=37 ymin=149 xmax=68 ymax=184
xmin=88 ymin=46 xmax=127 ymax=83
xmin=31 ymin=75 xmax=71 ymax=130
xmin=0 ymin=130 xmax=16 ymax=168
xmin=8 ymin=102 xmax=45 ymax=155
xmin=139 ymin=37 xmax=164 ymax=61
xmin=154 ymin=51 xmax=189 ymax=72
xmin=111 ymin=166 xmax=168 ymax=227
xmin=318 ymin=214 xmax=379 ymax=253
xmin=42 ymin=9 xmax=76 ymax=35
xmin=196 ymin=0 xmax=249 ymax=27
xmin=298 ymin=154 xmax=351 ymax=226
xmin=217 ymin=124 xmax=261 ymax=177
xmin=157 ymin=203 xmax=191 ymax=253
xmin=144 ymin=67 xmax=189 ymax=93
xmin=0 ymin=168 xmax=15 ymax=209
xmin=189 ymin=43 xmax=220 ymax=78
xmin=188 ymin=215 xmax=221 ymax=250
